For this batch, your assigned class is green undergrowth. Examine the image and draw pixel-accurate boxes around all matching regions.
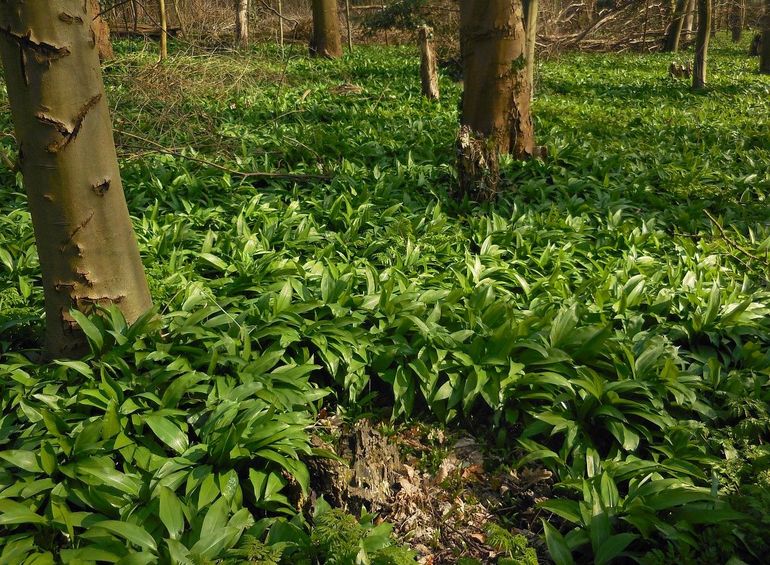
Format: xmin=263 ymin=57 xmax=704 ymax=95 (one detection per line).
xmin=0 ymin=34 xmax=769 ymax=563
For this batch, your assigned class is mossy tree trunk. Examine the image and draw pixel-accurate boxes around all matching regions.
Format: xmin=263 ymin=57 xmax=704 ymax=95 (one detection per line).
xmin=523 ymin=0 xmax=539 ymax=99
xmin=663 ymin=0 xmax=688 ymax=52
xmin=692 ymin=0 xmax=711 ymax=89
xmin=761 ymin=0 xmax=770 ymax=73
xmin=457 ymin=0 xmax=534 ymax=200
xmin=235 ymin=0 xmax=249 ymax=46
xmin=0 ymin=0 xmax=153 ymax=358
xmin=310 ymin=0 xmax=342 ymax=58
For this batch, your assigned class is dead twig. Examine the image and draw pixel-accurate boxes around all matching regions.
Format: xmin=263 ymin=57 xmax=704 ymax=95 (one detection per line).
xmin=704 ymin=209 xmax=760 ymax=261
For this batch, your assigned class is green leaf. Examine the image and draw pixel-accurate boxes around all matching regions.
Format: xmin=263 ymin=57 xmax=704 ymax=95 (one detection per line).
xmin=0 ymin=499 xmax=48 ymax=525
xmin=68 ymin=309 xmax=104 ymax=352
xmin=594 ymin=533 xmax=638 ymax=565
xmin=160 ymin=486 xmax=185 ymax=540
xmin=144 ymin=414 xmax=189 ymax=454
xmin=0 ymin=450 xmax=42 ymax=473
xmin=539 ymin=499 xmax=582 ymax=524
xmin=542 ymin=519 xmax=574 ymax=565
xmin=89 ymin=520 xmax=158 ymax=552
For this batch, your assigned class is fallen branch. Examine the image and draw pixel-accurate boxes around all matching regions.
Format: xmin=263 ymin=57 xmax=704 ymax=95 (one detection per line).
xmin=115 ymin=130 xmax=330 ymax=182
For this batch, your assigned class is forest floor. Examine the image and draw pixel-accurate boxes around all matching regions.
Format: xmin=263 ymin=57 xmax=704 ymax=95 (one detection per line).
xmin=1 ymin=34 xmax=770 ymax=564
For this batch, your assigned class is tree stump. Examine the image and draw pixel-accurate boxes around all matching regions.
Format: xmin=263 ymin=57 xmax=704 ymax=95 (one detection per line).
xmin=418 ymin=26 xmax=440 ymax=100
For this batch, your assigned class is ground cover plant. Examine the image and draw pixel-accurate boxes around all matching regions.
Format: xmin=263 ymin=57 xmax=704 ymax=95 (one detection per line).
xmin=1 ymin=34 xmax=770 ymax=563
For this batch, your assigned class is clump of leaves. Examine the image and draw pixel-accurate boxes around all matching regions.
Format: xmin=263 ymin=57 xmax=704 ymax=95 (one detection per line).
xmin=486 ymin=523 xmax=539 ymax=565
xmin=310 ymin=500 xmax=416 ymax=564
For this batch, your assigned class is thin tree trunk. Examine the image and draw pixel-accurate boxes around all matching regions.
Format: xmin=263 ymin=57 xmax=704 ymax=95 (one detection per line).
xmin=761 ymin=0 xmax=770 ymax=73
xmin=310 ymin=0 xmax=343 ymax=58
xmin=132 ymin=0 xmax=139 ymax=32
xmin=159 ymin=0 xmax=168 ymax=61
xmin=173 ymin=0 xmax=186 ymax=37
xmin=235 ymin=0 xmax=249 ymax=46
xmin=278 ymin=0 xmax=285 ymax=55
xmin=345 ymin=0 xmax=353 ymax=51
xmin=663 ymin=0 xmax=688 ymax=52
xmin=684 ymin=0 xmax=695 ymax=37
xmin=523 ymin=0 xmax=539 ymax=100
xmin=0 ymin=0 xmax=152 ymax=358
xmin=693 ymin=0 xmax=711 ymax=89
xmin=457 ymin=0 xmax=534 ymax=200
xmin=88 ymin=0 xmax=114 ymax=61
xmin=418 ymin=26 xmax=439 ymax=100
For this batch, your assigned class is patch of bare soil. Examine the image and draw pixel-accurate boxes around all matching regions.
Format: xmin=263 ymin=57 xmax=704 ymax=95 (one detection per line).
xmin=306 ymin=417 xmax=554 ymax=564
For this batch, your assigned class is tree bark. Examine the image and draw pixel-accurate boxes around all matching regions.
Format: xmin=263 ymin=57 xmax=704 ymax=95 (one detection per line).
xmin=0 ymin=0 xmax=152 ymax=357
xmin=235 ymin=0 xmax=249 ymax=46
xmin=523 ymin=0 xmax=539 ymax=100
xmin=88 ymin=0 xmax=114 ymax=61
xmin=761 ymin=0 xmax=770 ymax=73
xmin=692 ymin=0 xmax=711 ymax=89
xmin=729 ymin=0 xmax=744 ymax=42
xmin=418 ymin=26 xmax=439 ymax=100
xmin=684 ymin=0 xmax=695 ymax=37
xmin=457 ymin=0 xmax=534 ymax=200
xmin=159 ymin=0 xmax=168 ymax=61
xmin=310 ymin=0 xmax=343 ymax=58
xmin=278 ymin=0 xmax=285 ymax=55
xmin=663 ymin=0 xmax=687 ymax=52
xmin=345 ymin=0 xmax=353 ymax=50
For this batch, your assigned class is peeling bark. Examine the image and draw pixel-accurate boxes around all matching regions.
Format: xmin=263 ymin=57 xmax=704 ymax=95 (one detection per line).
xmin=418 ymin=26 xmax=439 ymax=100
xmin=457 ymin=0 xmax=534 ymax=200
xmin=310 ymin=0 xmax=342 ymax=58
xmin=0 ymin=0 xmax=152 ymax=358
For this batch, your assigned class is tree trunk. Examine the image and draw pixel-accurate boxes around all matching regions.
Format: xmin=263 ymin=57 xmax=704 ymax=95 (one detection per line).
xmin=418 ymin=26 xmax=439 ymax=100
xmin=761 ymin=0 xmax=770 ymax=73
xmin=0 ymin=0 xmax=152 ymax=358
xmin=345 ymin=0 xmax=353 ymax=50
xmin=88 ymin=0 xmax=114 ymax=61
xmin=692 ymin=0 xmax=711 ymax=89
xmin=173 ymin=0 xmax=186 ymax=37
xmin=684 ymin=0 xmax=695 ymax=37
xmin=278 ymin=0 xmax=285 ymax=55
xmin=310 ymin=0 xmax=343 ymax=58
xmin=457 ymin=0 xmax=534 ymax=200
xmin=663 ymin=0 xmax=688 ymax=52
xmin=159 ymin=0 xmax=168 ymax=61
xmin=523 ymin=0 xmax=539 ymax=100
xmin=729 ymin=0 xmax=744 ymax=42
xmin=235 ymin=0 xmax=249 ymax=46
